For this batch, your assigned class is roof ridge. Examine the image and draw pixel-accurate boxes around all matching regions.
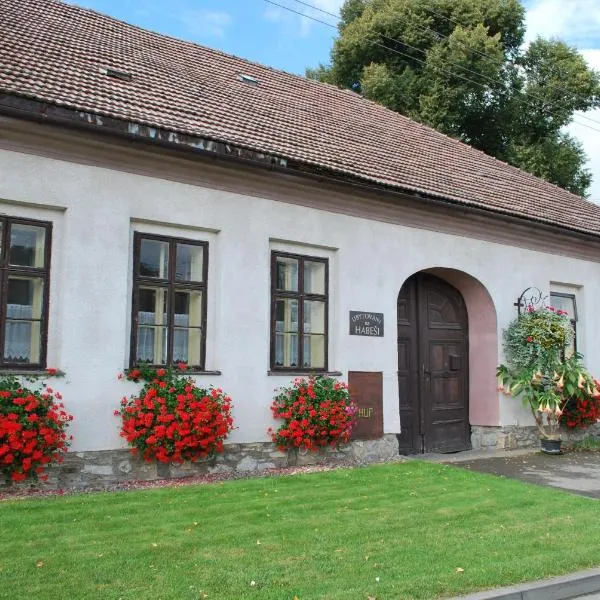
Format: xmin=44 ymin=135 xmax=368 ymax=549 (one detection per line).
xmin=39 ymin=0 xmax=595 ymax=206
xmin=0 ymin=0 xmax=598 ymax=236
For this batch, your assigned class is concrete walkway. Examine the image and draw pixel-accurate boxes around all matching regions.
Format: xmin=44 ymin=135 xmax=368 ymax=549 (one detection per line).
xmin=419 ymin=448 xmax=600 ymax=499
xmin=445 ymin=567 xmax=600 ymax=600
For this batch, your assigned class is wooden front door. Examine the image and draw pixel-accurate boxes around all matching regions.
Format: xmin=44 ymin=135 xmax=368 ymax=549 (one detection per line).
xmin=397 ymin=273 xmax=470 ymax=454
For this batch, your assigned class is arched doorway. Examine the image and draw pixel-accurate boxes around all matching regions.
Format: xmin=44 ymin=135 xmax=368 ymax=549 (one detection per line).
xmin=397 ymin=273 xmax=470 ymax=454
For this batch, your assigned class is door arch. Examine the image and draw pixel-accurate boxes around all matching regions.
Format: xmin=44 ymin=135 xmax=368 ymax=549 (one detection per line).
xmin=397 ymin=273 xmax=470 ymax=454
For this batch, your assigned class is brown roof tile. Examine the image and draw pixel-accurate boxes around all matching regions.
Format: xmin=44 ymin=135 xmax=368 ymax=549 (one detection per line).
xmin=1 ymin=0 xmax=600 ymax=236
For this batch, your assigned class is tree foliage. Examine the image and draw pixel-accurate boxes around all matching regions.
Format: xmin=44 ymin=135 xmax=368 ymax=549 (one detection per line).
xmin=308 ymin=0 xmax=600 ymax=196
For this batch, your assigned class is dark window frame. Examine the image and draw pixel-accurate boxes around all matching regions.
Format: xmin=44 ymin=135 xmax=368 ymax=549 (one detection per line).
xmin=270 ymin=251 xmax=329 ymax=372
xmin=130 ymin=232 xmax=209 ymax=369
xmin=549 ymin=291 xmax=578 ymax=354
xmin=0 ymin=216 xmax=52 ymax=370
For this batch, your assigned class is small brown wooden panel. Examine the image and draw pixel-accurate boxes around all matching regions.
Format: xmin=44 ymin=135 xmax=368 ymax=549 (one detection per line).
xmin=349 ymin=371 xmax=384 ymax=440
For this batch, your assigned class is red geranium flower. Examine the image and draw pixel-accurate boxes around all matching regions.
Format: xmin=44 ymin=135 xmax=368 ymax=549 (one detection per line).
xmin=0 ymin=374 xmax=72 ymax=483
xmin=268 ymin=376 xmax=356 ymax=452
xmin=116 ymin=365 xmax=233 ymax=464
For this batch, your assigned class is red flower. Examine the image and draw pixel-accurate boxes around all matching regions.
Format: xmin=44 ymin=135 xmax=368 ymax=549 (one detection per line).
xmin=560 ymin=378 xmax=600 ymax=431
xmin=0 ymin=375 xmax=72 ymax=482
xmin=46 ymin=368 xmax=58 ymax=376
xmin=117 ymin=366 xmax=233 ymax=463
xmin=527 ymin=336 xmax=533 ymax=343
xmin=268 ymin=376 xmax=355 ymax=452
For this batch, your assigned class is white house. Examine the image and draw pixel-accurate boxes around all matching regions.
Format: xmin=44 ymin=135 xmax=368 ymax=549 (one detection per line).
xmin=1 ymin=0 xmax=599 ymax=485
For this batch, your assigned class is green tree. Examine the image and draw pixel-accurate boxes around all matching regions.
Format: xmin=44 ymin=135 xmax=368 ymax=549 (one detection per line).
xmin=308 ymin=0 xmax=600 ymax=196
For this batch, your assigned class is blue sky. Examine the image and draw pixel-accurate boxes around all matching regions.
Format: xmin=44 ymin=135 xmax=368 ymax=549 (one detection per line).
xmin=67 ymin=0 xmax=340 ymax=76
xmin=65 ymin=0 xmax=600 ymax=200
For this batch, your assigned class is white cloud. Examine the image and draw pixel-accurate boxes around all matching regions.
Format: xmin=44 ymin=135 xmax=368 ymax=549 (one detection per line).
xmin=568 ymin=113 xmax=600 ymax=202
xmin=181 ymin=10 xmax=232 ymax=39
xmin=524 ymin=4 xmax=600 ymax=200
xmin=311 ymin=0 xmax=345 ymax=12
xmin=263 ymin=5 xmax=310 ymax=37
xmin=263 ymin=0 xmax=343 ymax=37
xmin=566 ymin=50 xmax=600 ymax=202
xmin=525 ymin=0 xmax=600 ymax=47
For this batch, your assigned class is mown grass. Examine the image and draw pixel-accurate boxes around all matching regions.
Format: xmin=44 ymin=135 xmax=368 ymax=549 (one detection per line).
xmin=1 ymin=461 xmax=600 ymax=599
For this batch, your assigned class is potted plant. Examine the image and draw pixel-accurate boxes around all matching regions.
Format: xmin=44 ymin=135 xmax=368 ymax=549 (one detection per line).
xmin=497 ymin=305 xmax=597 ymax=453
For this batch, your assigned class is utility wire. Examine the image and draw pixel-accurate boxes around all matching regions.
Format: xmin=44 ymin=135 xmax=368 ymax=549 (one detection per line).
xmin=285 ymin=0 xmax=600 ymax=130
xmin=417 ymin=0 xmax=600 ymax=128
xmin=264 ymin=0 xmax=521 ymax=109
xmin=292 ymin=0 xmax=508 ymax=89
xmin=263 ymin=0 xmax=338 ymax=29
xmin=292 ymin=0 xmax=512 ymax=69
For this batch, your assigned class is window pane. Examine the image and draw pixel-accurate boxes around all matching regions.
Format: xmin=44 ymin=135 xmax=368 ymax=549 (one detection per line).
xmin=176 ymin=243 xmax=204 ymax=282
xmin=137 ymin=287 xmax=168 ymax=364
xmin=7 ymin=277 xmax=44 ymax=320
xmin=550 ymin=293 xmax=577 ymax=357
xmin=174 ymin=290 xmax=203 ymax=328
xmin=5 ymin=277 xmax=43 ymax=363
xmin=140 ymin=238 xmax=169 ymax=278
xmin=5 ymin=320 xmax=40 ymax=364
xmin=304 ymin=300 xmax=325 ymax=334
xmin=275 ymin=333 xmax=299 ymax=367
xmin=550 ymin=294 xmax=576 ymax=320
xmin=275 ymin=299 xmax=298 ymax=332
xmin=10 ymin=224 xmax=46 ymax=268
xmin=173 ymin=328 xmax=202 ymax=365
xmin=303 ymin=335 xmax=325 ymax=369
xmin=136 ymin=326 xmax=167 ymax=365
xmin=304 ymin=260 xmax=326 ymax=294
xmin=138 ymin=287 xmax=168 ymax=325
xmin=275 ymin=256 xmax=298 ymax=292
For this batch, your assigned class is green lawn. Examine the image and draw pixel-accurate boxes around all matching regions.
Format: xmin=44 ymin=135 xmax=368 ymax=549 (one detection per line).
xmin=1 ymin=461 xmax=600 ymax=600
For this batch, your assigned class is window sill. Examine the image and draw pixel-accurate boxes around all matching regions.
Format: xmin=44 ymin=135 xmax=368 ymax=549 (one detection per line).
xmin=0 ymin=369 xmax=55 ymax=377
xmin=187 ymin=370 xmax=222 ymax=376
xmin=267 ymin=370 xmax=343 ymax=377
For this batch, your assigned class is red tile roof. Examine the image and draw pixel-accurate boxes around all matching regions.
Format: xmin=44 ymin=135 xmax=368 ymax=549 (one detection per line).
xmin=1 ymin=0 xmax=600 ymax=236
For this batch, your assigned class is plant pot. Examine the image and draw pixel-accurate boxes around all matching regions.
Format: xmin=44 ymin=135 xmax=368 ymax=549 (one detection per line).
xmin=286 ymin=447 xmax=299 ymax=466
xmin=540 ymin=438 xmax=562 ymax=455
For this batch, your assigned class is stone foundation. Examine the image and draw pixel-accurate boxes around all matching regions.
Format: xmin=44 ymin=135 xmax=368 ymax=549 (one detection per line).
xmin=471 ymin=424 xmax=600 ymax=450
xmin=0 ymin=434 xmax=400 ymax=491
xmin=6 ymin=426 xmax=599 ymax=490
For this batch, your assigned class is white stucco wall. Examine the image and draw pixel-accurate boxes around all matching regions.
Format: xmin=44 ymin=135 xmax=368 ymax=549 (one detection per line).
xmin=1 ymin=146 xmax=600 ymax=451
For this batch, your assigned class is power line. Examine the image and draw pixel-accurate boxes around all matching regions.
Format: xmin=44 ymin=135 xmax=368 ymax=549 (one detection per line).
xmin=416 ymin=0 xmax=600 ymax=128
xmin=265 ymin=0 xmax=515 ymax=103
xmin=293 ymin=0 xmax=513 ymax=77
xmin=263 ymin=0 xmax=337 ymax=29
xmin=284 ymin=0 xmax=600 ymax=130
xmin=292 ymin=0 xmax=507 ymax=89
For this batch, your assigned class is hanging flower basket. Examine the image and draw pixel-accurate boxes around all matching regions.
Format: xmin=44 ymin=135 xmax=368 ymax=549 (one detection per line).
xmin=497 ymin=305 xmax=600 ymax=445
